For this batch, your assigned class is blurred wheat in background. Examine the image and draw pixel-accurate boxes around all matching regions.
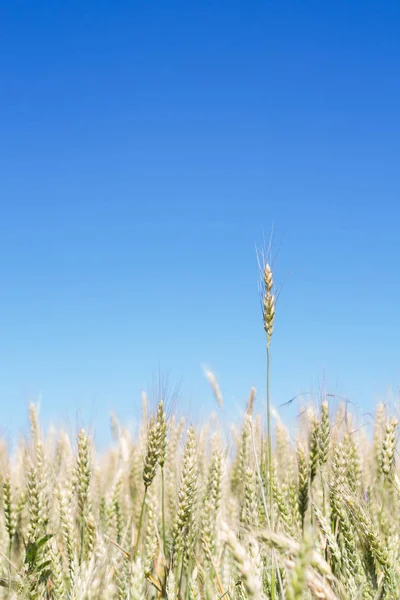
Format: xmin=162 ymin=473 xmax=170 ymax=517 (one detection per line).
xmin=0 ymin=394 xmax=399 ymax=599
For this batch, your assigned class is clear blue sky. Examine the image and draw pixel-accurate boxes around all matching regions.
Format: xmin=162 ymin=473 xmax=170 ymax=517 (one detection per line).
xmin=1 ymin=1 xmax=399 ymax=443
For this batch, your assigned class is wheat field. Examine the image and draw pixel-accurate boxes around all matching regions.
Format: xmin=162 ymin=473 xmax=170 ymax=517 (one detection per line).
xmin=0 ymin=262 xmax=399 ymax=599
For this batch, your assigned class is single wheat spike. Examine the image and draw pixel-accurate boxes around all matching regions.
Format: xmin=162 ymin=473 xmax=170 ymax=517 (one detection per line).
xmin=380 ymin=417 xmax=398 ymax=477
xmin=75 ymin=429 xmax=92 ymax=518
xmin=29 ymin=402 xmax=40 ymax=449
xmin=50 ymin=542 xmax=66 ymax=599
xmin=202 ymin=447 xmax=223 ymax=555
xmin=204 ymin=369 xmax=224 ymax=408
xmin=156 ymin=400 xmax=168 ymax=468
xmin=246 ymin=387 xmax=256 ymax=416
xmin=84 ymin=511 xmax=96 ymax=560
xmin=343 ymin=433 xmax=361 ymax=492
xmin=264 ymin=261 xmax=273 ymax=293
xmin=296 ymin=443 xmax=309 ymax=530
xmin=373 ymin=403 xmax=386 ymax=468
xmin=271 ymin=462 xmax=297 ymax=537
xmin=3 ymin=474 xmax=16 ymax=542
xmin=318 ymin=400 xmax=330 ymax=466
xmin=57 ymin=486 xmax=76 ymax=582
xmin=262 ymin=261 xmax=275 ymax=345
xmin=171 ymin=426 xmax=198 ymax=559
xmin=332 ymin=441 xmax=347 ymax=488
xmin=27 ymin=465 xmax=43 ymax=542
xmin=242 ymin=467 xmax=259 ymax=529
xmin=143 ymin=417 xmax=161 ymax=489
xmin=263 ymin=292 xmax=275 ymax=344
xmin=309 ymin=417 xmax=320 ymax=484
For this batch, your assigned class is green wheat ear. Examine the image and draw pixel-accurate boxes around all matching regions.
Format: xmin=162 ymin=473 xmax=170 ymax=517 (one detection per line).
xmin=296 ymin=443 xmax=309 ymax=531
xmin=318 ymin=400 xmax=330 ymax=467
xmin=171 ymin=426 xmax=198 ymax=562
xmin=143 ymin=417 xmax=161 ymax=489
xmin=3 ymin=474 xmax=16 ymax=546
xmin=309 ymin=417 xmax=320 ymax=484
xmin=380 ymin=417 xmax=398 ymax=478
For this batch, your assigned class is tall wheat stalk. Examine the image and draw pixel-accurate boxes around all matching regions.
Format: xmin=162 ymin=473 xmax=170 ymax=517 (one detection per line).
xmin=262 ymin=258 xmax=276 ymax=599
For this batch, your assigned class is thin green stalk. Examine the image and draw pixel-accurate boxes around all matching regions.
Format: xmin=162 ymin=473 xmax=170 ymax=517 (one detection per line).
xmin=134 ymin=488 xmax=147 ymax=558
xmin=267 ymin=344 xmax=273 ymax=514
xmin=7 ymin=543 xmax=11 ymax=598
xmin=267 ymin=343 xmax=276 ymax=600
xmin=320 ymin=471 xmax=328 ymax=562
xmin=249 ymin=417 xmax=269 ymax=528
xmin=162 ymin=466 xmax=166 ymax=556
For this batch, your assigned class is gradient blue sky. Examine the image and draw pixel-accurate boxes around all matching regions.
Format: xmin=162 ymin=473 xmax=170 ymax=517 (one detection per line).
xmin=1 ymin=1 xmax=399 ymax=443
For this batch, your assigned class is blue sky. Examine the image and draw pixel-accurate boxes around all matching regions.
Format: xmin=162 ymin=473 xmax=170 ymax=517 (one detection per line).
xmin=1 ymin=1 xmax=399 ymax=443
